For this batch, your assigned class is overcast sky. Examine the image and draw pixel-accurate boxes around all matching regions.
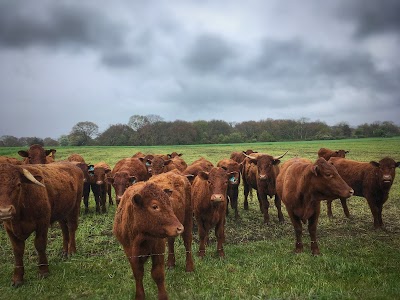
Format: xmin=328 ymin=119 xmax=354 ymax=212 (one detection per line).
xmin=1 ymin=0 xmax=399 ymax=139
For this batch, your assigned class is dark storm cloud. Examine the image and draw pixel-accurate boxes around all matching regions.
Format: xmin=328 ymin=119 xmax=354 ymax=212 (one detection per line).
xmin=0 ymin=1 xmax=125 ymax=49
xmin=185 ymin=34 xmax=236 ymax=73
xmin=338 ymin=0 xmax=400 ymax=37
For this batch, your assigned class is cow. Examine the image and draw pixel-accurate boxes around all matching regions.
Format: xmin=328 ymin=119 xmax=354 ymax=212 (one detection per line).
xmin=113 ymin=182 xmax=183 ymax=300
xmin=166 ymin=152 xmax=183 ymax=159
xmin=132 ymin=151 xmax=146 ymax=158
xmin=276 ymin=157 xmax=354 ymax=255
xmin=192 ymin=167 xmax=235 ymax=258
xmin=182 ymin=157 xmax=214 ymax=184
xmin=67 ymin=153 xmax=86 ymax=163
xmin=230 ymin=149 xmax=257 ymax=164
xmin=18 ymin=144 xmax=56 ymax=164
xmin=216 ymin=159 xmax=242 ymax=219
xmin=317 ymin=148 xmax=349 ymax=161
xmin=108 ymin=158 xmax=149 ymax=205
xmin=327 ymin=157 xmax=400 ymax=228
xmin=0 ymin=156 xmax=22 ymax=165
xmin=89 ymin=162 xmax=112 ymax=213
xmin=241 ymin=151 xmax=288 ymax=224
xmin=144 ymin=155 xmax=187 ymax=176
xmin=147 ymin=170 xmax=194 ymax=272
xmin=0 ymin=162 xmax=83 ymax=286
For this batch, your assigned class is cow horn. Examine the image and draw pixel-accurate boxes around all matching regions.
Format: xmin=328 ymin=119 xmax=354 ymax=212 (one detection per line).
xmin=22 ymin=169 xmax=46 ymax=187
xmin=243 ymin=153 xmax=256 ymax=160
xmin=273 ymin=150 xmax=289 ymax=160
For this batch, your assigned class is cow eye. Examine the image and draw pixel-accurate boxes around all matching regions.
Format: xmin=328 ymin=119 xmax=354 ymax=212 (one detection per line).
xmin=152 ymin=204 xmax=159 ymax=210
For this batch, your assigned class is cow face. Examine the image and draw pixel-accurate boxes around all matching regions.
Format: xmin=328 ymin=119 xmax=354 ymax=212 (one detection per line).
xmin=370 ymin=157 xmax=400 ymax=188
xmin=251 ymin=155 xmax=281 ymax=196
xmin=198 ymin=167 xmax=230 ymax=203
xmin=0 ymin=164 xmax=45 ymax=221
xmin=93 ymin=167 xmax=111 ymax=185
xmin=18 ymin=144 xmax=48 ymax=164
xmin=334 ymin=150 xmax=349 ymax=158
xmin=109 ymin=172 xmax=136 ymax=205
xmin=147 ymin=156 xmax=171 ymax=175
xmin=131 ymin=183 xmax=184 ymax=238
xmin=313 ymin=158 xmax=354 ymax=199
xmin=74 ymin=163 xmax=91 ymax=183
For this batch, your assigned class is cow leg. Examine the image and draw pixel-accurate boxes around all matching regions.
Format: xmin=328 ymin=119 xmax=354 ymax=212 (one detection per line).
xmin=151 ymin=253 xmax=168 ymax=300
xmin=308 ymin=203 xmax=321 ymax=256
xmin=100 ymin=185 xmax=107 ymax=213
xmin=197 ymin=220 xmax=208 ymax=258
xmin=365 ymin=195 xmax=383 ymax=229
xmin=34 ymin=226 xmax=50 ymax=278
xmin=166 ymin=237 xmax=176 ymax=269
xmin=58 ymin=220 xmax=70 ymax=257
xmin=230 ymin=187 xmax=240 ymax=220
xmin=67 ymin=217 xmax=78 ymax=255
xmin=215 ymin=220 xmax=225 ymax=258
xmin=287 ymin=210 xmax=303 ymax=253
xmin=243 ymin=183 xmax=250 ymax=210
xmin=129 ymin=256 xmax=146 ymax=300
xmin=274 ymin=194 xmax=285 ymax=224
xmin=182 ymin=214 xmax=194 ymax=272
xmin=83 ymin=183 xmax=90 ymax=214
xmin=339 ymin=197 xmax=351 ymax=218
xmin=326 ymin=199 xmax=334 ymax=218
xmin=6 ymin=230 xmax=25 ymax=287
xmin=258 ymin=191 xmax=270 ymax=224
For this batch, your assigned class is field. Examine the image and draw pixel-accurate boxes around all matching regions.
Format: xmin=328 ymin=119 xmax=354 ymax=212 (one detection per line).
xmin=1 ymin=137 xmax=400 ymax=299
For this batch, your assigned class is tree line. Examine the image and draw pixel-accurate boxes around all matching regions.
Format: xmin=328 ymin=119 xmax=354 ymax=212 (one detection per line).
xmin=1 ymin=115 xmax=399 ymax=147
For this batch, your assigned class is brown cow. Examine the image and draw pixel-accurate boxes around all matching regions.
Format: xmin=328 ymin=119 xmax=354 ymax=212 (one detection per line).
xmin=108 ymin=158 xmax=149 ymax=205
xmin=327 ymin=157 xmax=400 ymax=228
xmin=192 ymin=167 xmax=235 ymax=258
xmin=90 ymin=162 xmax=112 ymax=213
xmin=67 ymin=153 xmax=86 ymax=163
xmin=113 ymin=182 xmax=183 ymax=300
xmin=230 ymin=149 xmax=257 ymax=163
xmin=182 ymin=157 xmax=214 ymax=184
xmin=241 ymin=151 xmax=288 ymax=224
xmin=217 ymin=159 xmax=242 ymax=219
xmin=0 ymin=156 xmax=22 ymax=165
xmin=276 ymin=157 xmax=354 ymax=255
xmin=0 ymin=162 xmax=83 ymax=286
xmin=317 ymin=148 xmax=349 ymax=161
xmin=18 ymin=144 xmax=56 ymax=164
xmin=144 ymin=155 xmax=187 ymax=176
xmin=148 ymin=170 xmax=194 ymax=272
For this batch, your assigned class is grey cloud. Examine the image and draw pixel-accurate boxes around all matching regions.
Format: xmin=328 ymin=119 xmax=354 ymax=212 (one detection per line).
xmin=185 ymin=34 xmax=236 ymax=73
xmin=0 ymin=1 xmax=125 ymax=49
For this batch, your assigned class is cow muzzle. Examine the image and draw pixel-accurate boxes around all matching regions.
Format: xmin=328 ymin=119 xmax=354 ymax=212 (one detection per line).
xmin=259 ymin=174 xmax=267 ymax=181
xmin=382 ymin=175 xmax=392 ymax=184
xmin=96 ymin=180 xmax=104 ymax=185
xmin=0 ymin=205 xmax=16 ymax=221
xmin=211 ymin=194 xmax=224 ymax=203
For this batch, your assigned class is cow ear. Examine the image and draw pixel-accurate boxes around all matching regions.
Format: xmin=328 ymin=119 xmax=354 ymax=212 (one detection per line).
xmin=345 ymin=151 xmax=349 ymax=154
xmin=185 ymin=174 xmax=195 ymax=183
xmin=220 ymin=166 xmax=227 ymax=171
xmin=370 ymin=161 xmax=380 ymax=168
xmin=396 ymin=162 xmax=400 ymax=168
xmin=198 ymin=171 xmax=209 ymax=180
xmin=45 ymin=149 xmax=55 ymax=156
xmin=273 ymin=159 xmax=281 ymax=165
xmin=18 ymin=150 xmax=29 ymax=158
xmin=129 ymin=176 xmax=137 ymax=185
xmin=312 ymin=165 xmax=319 ymax=176
xmin=163 ymin=189 xmax=173 ymax=197
xmin=132 ymin=194 xmax=143 ymax=206
xmin=105 ymin=169 xmax=111 ymax=174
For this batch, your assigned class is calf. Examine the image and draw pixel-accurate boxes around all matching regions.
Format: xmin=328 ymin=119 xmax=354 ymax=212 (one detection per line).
xmin=148 ymin=170 xmax=194 ymax=272
xmin=217 ymin=159 xmax=242 ymax=219
xmin=317 ymin=148 xmax=349 ymax=161
xmin=276 ymin=158 xmax=353 ymax=255
xmin=192 ymin=167 xmax=235 ymax=258
xmin=108 ymin=158 xmax=149 ymax=205
xmin=18 ymin=144 xmax=56 ymax=164
xmin=182 ymin=157 xmax=214 ymax=184
xmin=0 ymin=162 xmax=83 ymax=286
xmin=113 ymin=182 xmax=183 ymax=300
xmin=144 ymin=155 xmax=187 ymax=176
xmin=90 ymin=162 xmax=112 ymax=213
xmin=242 ymin=151 xmax=288 ymax=224
xmin=327 ymin=157 xmax=400 ymax=228
xmin=230 ymin=149 xmax=257 ymax=164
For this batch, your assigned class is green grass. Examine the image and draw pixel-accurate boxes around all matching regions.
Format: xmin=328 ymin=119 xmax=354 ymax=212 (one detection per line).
xmin=1 ymin=137 xmax=400 ymax=299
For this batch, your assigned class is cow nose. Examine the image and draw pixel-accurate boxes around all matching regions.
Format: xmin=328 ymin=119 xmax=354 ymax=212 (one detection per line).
xmin=96 ymin=180 xmax=103 ymax=185
xmin=383 ymin=175 xmax=392 ymax=182
xmin=259 ymin=174 xmax=267 ymax=180
xmin=349 ymin=189 xmax=354 ymax=196
xmin=0 ymin=205 xmax=16 ymax=220
xmin=176 ymin=224 xmax=184 ymax=235
xmin=211 ymin=194 xmax=224 ymax=202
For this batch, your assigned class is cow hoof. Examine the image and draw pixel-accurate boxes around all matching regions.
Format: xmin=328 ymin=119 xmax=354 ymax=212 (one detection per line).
xmin=312 ymin=251 xmax=321 ymax=256
xmin=38 ymin=272 xmax=50 ymax=279
xmin=12 ymin=280 xmax=24 ymax=288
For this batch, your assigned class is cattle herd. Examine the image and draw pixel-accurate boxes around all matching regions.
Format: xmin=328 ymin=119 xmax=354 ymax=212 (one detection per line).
xmin=0 ymin=144 xmax=399 ymax=299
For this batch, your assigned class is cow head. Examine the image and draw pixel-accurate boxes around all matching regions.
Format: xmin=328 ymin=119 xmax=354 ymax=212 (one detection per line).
xmin=92 ymin=166 xmax=111 ymax=186
xmin=142 ymin=156 xmax=172 ymax=176
xmin=108 ymin=171 xmax=137 ymax=205
xmin=0 ymin=164 xmax=45 ymax=221
xmin=18 ymin=144 xmax=55 ymax=164
xmin=198 ymin=167 xmax=233 ymax=204
xmin=130 ymin=183 xmax=184 ymax=238
xmin=167 ymin=152 xmax=183 ymax=159
xmin=312 ymin=158 xmax=354 ymax=199
xmin=334 ymin=150 xmax=349 ymax=158
xmin=370 ymin=157 xmax=400 ymax=189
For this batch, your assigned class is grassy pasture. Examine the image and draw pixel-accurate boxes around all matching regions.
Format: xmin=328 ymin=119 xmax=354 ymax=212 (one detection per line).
xmin=0 ymin=137 xmax=400 ymax=299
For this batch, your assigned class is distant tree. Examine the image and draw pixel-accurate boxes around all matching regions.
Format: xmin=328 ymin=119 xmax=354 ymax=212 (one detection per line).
xmin=43 ymin=137 xmax=59 ymax=147
xmin=69 ymin=121 xmax=99 ymax=146
xmin=167 ymin=120 xmax=198 ymax=145
xmin=97 ymin=124 xmax=134 ymax=145
xmin=0 ymin=135 xmax=23 ymax=147
xmin=58 ymin=135 xmax=70 ymax=146
xmin=332 ymin=122 xmax=352 ymax=138
xmin=26 ymin=137 xmax=44 ymax=146
xmin=128 ymin=114 xmax=164 ymax=131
